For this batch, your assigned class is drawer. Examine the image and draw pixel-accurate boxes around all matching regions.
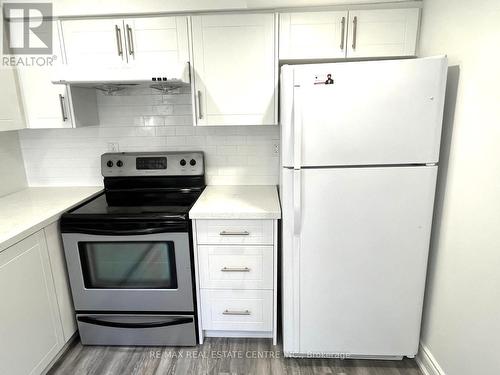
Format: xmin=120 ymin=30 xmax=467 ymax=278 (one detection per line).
xmin=196 ymin=220 xmax=273 ymax=245
xmin=77 ymin=314 xmax=197 ymax=346
xmin=198 ymin=245 xmax=273 ymax=289
xmin=201 ymin=289 xmax=272 ymax=332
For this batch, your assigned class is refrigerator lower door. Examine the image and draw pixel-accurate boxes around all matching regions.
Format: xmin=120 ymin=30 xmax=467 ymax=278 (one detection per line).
xmin=281 ymin=166 xmax=437 ymax=357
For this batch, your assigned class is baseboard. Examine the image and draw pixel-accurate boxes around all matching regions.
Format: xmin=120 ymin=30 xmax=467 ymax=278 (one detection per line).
xmin=284 ymin=351 xmax=403 ymax=360
xmin=416 ymin=342 xmax=446 ymax=375
xmin=41 ymin=332 xmax=79 ymax=375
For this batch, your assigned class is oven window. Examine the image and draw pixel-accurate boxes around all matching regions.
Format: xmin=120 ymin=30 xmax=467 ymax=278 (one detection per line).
xmin=78 ymin=242 xmax=178 ymax=289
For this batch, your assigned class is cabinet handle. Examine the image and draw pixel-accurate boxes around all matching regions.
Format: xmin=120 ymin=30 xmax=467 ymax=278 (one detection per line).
xmin=221 ymin=267 xmax=251 ymax=272
xmin=197 ymin=90 xmax=203 ymax=119
xmin=126 ymin=24 xmax=134 ymax=56
xmin=115 ymin=25 xmax=123 ymax=57
xmin=352 ymin=16 xmax=358 ymax=50
xmin=340 ymin=16 xmax=346 ymax=50
xmin=223 ymin=310 xmax=251 ymax=316
xmin=59 ymin=94 xmax=68 ymax=121
xmin=219 ymin=231 xmax=250 ymax=236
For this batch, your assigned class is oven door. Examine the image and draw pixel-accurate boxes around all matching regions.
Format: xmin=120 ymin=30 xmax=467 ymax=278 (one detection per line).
xmin=62 ymin=229 xmax=194 ymax=312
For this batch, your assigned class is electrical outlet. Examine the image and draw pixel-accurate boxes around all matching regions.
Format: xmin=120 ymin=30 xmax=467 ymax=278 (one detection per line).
xmin=107 ymin=142 xmax=119 ymax=152
xmin=273 ymin=143 xmax=279 ymax=154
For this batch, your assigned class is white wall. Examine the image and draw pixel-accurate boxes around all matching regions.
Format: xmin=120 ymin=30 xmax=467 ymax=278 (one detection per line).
xmin=19 ymin=86 xmax=280 ymax=186
xmin=0 ymin=131 xmax=27 ymax=196
xmin=418 ymin=1 xmax=500 ymax=374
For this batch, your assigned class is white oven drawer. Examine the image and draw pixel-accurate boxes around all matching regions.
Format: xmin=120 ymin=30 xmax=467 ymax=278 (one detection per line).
xmin=198 ymin=245 xmax=273 ymax=289
xmin=201 ymin=289 xmax=272 ymax=332
xmin=195 ymin=220 xmax=273 ymax=245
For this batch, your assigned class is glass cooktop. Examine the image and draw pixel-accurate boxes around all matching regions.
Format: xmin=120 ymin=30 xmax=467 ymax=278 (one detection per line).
xmin=67 ymin=193 xmax=193 ymax=220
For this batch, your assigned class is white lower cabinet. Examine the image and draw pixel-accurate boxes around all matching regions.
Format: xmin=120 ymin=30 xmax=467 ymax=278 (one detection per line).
xmin=196 ymin=220 xmax=274 ymax=245
xmin=198 ymin=245 xmax=274 ymax=289
xmin=0 ymin=224 xmax=75 ymax=375
xmin=0 ymin=232 xmax=61 ymax=375
xmin=44 ymin=222 xmax=77 ymax=342
xmin=201 ymin=289 xmax=273 ymax=332
xmin=193 ymin=219 xmax=278 ymax=344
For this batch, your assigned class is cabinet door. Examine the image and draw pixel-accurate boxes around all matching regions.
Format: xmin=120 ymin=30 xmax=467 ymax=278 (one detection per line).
xmin=44 ymin=222 xmax=77 ymax=343
xmin=17 ymin=21 xmax=73 ymax=128
xmin=0 ymin=69 xmax=25 ymax=131
xmin=347 ymin=8 xmax=420 ymax=58
xmin=279 ymin=11 xmax=348 ymax=59
xmin=123 ymin=16 xmax=189 ymax=70
xmin=61 ymin=18 xmax=127 ymax=67
xmin=192 ymin=14 xmax=277 ymax=126
xmin=0 ymin=232 xmax=63 ymax=375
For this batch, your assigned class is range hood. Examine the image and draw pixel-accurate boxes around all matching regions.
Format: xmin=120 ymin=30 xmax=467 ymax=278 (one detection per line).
xmin=52 ymin=62 xmax=191 ymax=94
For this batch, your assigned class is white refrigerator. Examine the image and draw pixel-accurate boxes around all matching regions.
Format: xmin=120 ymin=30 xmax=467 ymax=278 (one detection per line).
xmin=280 ymin=56 xmax=448 ymax=359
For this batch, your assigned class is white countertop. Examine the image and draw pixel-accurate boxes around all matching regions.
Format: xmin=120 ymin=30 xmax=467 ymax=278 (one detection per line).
xmin=189 ymin=185 xmax=281 ymax=220
xmin=0 ymin=187 xmax=103 ymax=252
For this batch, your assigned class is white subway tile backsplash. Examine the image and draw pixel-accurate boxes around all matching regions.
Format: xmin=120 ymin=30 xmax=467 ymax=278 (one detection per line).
xmin=172 ymin=105 xmax=193 ymax=115
xmin=162 ymin=94 xmax=191 ymax=105
xmin=175 ymin=126 xmax=195 ymax=136
xmin=143 ymin=116 xmax=165 ymax=126
xmin=215 ymin=145 xmax=239 ymax=155
xmin=166 ymin=136 xmax=187 ymax=146
xmin=19 ymin=88 xmax=280 ymax=186
xmin=184 ymin=136 xmax=206 ymax=146
xmin=155 ymin=126 xmax=176 ymax=136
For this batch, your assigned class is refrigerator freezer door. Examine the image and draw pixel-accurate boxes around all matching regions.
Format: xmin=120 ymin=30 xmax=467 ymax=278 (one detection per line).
xmin=281 ymin=166 xmax=437 ymax=356
xmin=281 ymin=56 xmax=447 ymax=167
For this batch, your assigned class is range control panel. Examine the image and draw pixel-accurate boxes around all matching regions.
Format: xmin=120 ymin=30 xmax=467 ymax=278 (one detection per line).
xmin=101 ymin=152 xmax=204 ymax=177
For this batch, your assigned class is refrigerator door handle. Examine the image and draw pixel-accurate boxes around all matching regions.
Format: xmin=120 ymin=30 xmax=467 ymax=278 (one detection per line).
xmin=293 ymin=169 xmax=301 ymax=234
xmin=293 ymin=86 xmax=302 ymax=170
xmin=293 ymin=85 xmax=303 ymax=235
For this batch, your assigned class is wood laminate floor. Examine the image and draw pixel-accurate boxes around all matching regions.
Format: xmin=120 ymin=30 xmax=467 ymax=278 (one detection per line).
xmin=48 ymin=338 xmax=422 ymax=375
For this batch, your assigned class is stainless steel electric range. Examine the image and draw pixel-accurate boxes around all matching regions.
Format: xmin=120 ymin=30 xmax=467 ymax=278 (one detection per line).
xmin=60 ymin=151 xmax=205 ymax=346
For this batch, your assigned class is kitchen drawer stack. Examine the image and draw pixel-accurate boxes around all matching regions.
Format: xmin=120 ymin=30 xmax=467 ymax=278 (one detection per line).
xmin=193 ymin=219 xmax=278 ymax=344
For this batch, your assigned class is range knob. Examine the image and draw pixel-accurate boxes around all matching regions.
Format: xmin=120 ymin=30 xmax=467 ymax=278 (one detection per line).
xmin=116 ymin=160 xmax=123 ymax=167
xmin=180 ymin=159 xmax=187 ymax=166
xmin=190 ymin=159 xmax=197 ymax=166
xmin=106 ymin=160 xmax=114 ymax=168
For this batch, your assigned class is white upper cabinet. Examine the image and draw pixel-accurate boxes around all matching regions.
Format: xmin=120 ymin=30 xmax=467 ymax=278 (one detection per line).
xmin=278 ymin=8 xmax=420 ymax=60
xmin=279 ymin=11 xmax=348 ymax=60
xmin=61 ymin=16 xmax=189 ymax=69
xmin=123 ymin=16 xmax=189 ymax=69
xmin=61 ymin=19 xmax=126 ymax=67
xmin=17 ymin=21 xmax=73 ymax=129
xmin=0 ymin=69 xmax=25 ymax=131
xmin=347 ymin=8 xmax=420 ymax=58
xmin=191 ymin=13 xmax=277 ymax=126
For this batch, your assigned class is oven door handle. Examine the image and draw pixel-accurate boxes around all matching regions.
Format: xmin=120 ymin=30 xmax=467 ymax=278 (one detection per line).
xmin=77 ymin=316 xmax=193 ymax=329
xmin=65 ymin=226 xmax=181 ymax=236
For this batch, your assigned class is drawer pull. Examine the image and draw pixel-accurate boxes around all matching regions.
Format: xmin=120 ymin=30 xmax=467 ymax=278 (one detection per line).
xmin=219 ymin=231 xmax=250 ymax=236
xmin=223 ymin=309 xmax=251 ymax=316
xmin=221 ymin=267 xmax=251 ymax=272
